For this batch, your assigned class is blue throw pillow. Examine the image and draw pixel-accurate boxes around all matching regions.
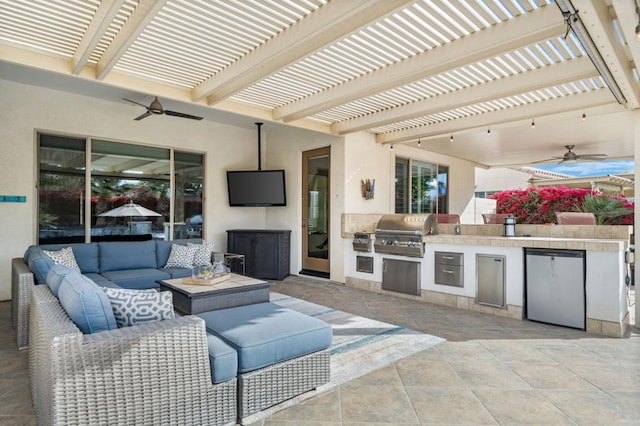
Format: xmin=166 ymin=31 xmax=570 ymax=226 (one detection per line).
xmin=46 ymin=264 xmax=78 ymax=297
xmin=57 ymin=274 xmax=118 ymax=334
xmin=27 ymin=248 xmax=54 ymax=284
xmin=102 ymin=288 xmax=175 ymax=328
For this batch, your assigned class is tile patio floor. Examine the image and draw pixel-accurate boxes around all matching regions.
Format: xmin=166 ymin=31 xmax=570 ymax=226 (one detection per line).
xmin=1 ymin=276 xmax=639 ymax=425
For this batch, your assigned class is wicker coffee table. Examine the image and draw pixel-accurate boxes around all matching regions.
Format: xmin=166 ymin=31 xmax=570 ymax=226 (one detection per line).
xmin=157 ymin=274 xmax=271 ymax=315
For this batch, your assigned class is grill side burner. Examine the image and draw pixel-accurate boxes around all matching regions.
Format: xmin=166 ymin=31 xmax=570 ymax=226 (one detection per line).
xmin=352 ymin=232 xmax=372 ymax=252
xmin=373 ymin=214 xmax=437 ymax=258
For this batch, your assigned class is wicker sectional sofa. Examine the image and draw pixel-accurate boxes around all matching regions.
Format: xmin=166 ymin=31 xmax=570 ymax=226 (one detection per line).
xmin=24 ymin=241 xmax=332 ymax=425
xmin=13 ymin=239 xmax=198 ymax=350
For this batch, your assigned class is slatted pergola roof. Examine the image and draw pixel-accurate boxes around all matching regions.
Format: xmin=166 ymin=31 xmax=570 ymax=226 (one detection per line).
xmin=1 ymin=0 xmax=638 ymax=166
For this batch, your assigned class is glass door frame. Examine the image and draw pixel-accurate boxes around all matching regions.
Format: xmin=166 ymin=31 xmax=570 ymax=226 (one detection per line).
xmin=301 ymin=146 xmax=330 ymax=275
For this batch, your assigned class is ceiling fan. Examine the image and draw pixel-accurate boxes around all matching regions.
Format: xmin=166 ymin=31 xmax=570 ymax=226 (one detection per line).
xmin=539 ymin=145 xmax=607 ymax=164
xmin=123 ymin=96 xmax=203 ymax=121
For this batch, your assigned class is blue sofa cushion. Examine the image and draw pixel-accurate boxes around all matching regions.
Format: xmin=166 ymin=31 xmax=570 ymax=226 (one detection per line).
xmin=160 ymin=268 xmax=193 ymax=279
xmin=198 ymin=302 xmax=332 ymax=373
xmin=38 ymin=243 xmax=100 ymax=273
xmin=206 ymin=333 xmax=238 ymax=384
xmin=27 ymin=248 xmax=54 ymax=284
xmin=102 ymin=288 xmax=175 ymax=327
xmin=46 ymin=264 xmax=78 ymax=297
xmin=99 ymin=268 xmax=170 ymax=290
xmin=99 ymin=241 xmax=157 ymax=272
xmin=57 ymin=273 xmax=118 ymax=334
xmin=83 ymin=273 xmax=121 ymax=289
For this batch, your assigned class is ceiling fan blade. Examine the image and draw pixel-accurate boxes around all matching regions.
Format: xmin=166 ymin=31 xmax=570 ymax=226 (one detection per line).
xmin=164 ymin=110 xmax=203 ymax=120
xmin=123 ymin=97 xmax=149 ymax=108
xmin=134 ymin=111 xmax=153 ymax=121
xmin=577 ymin=155 xmax=607 ymax=160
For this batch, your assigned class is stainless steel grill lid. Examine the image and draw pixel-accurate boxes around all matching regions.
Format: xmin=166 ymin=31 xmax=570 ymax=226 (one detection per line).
xmin=375 ymin=214 xmax=437 ymax=236
xmin=373 ymin=214 xmax=437 ymax=257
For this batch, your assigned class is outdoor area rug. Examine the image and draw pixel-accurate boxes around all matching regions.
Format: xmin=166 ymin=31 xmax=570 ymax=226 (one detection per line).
xmin=241 ymin=292 xmax=446 ymax=424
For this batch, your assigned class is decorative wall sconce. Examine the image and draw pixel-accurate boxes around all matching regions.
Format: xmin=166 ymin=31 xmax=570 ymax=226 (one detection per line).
xmin=361 ymin=179 xmax=375 ymax=200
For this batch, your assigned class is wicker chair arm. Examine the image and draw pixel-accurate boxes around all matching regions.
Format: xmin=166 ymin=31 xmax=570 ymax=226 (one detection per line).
xmin=12 ymin=257 xmax=36 ymax=349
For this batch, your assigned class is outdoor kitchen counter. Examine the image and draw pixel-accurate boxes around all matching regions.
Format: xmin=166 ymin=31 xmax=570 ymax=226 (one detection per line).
xmin=344 ymin=232 xmax=631 ymax=337
xmin=421 ymin=234 xmax=628 ymax=252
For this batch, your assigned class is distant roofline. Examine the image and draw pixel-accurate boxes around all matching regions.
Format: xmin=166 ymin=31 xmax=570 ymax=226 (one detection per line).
xmin=512 ymin=166 xmax=573 ymax=179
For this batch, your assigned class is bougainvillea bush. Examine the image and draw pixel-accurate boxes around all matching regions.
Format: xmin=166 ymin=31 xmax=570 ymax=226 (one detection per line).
xmin=488 ymin=187 xmax=633 ymax=225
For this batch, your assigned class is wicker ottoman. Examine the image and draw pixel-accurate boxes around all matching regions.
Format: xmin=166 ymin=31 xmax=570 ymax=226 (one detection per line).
xmin=198 ymin=302 xmax=332 ymax=423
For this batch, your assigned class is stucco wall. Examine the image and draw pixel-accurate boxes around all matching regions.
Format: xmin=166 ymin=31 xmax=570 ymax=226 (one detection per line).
xmin=0 ymin=78 xmax=479 ymax=300
xmin=0 ymin=79 xmax=267 ymax=299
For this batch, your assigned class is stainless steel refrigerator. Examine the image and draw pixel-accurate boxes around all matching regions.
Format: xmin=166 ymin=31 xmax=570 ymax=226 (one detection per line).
xmin=525 ymin=248 xmax=586 ymax=330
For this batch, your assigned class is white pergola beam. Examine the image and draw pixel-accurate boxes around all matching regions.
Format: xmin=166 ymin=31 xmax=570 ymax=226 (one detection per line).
xmin=72 ymin=0 xmax=126 ymax=75
xmin=376 ymin=89 xmax=615 ymax=144
xmin=333 ymin=56 xmax=597 ymax=135
xmin=275 ymin=4 xmax=566 ymax=123
xmin=96 ymin=0 xmax=167 ymax=80
xmin=194 ymin=0 xmax=413 ymax=104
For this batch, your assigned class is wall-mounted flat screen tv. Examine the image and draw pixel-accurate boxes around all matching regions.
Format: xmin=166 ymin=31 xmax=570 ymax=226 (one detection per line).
xmin=227 ymin=170 xmax=287 ymax=207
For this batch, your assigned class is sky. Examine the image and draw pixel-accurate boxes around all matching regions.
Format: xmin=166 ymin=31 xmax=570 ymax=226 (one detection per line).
xmin=534 ymin=160 xmax=634 ymax=177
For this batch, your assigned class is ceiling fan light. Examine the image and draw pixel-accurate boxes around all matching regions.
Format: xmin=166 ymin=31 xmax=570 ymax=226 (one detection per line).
xmin=149 ymin=97 xmax=163 ymax=114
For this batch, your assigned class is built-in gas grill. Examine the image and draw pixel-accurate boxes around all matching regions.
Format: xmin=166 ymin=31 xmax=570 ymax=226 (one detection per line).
xmin=373 ymin=214 xmax=437 ymax=258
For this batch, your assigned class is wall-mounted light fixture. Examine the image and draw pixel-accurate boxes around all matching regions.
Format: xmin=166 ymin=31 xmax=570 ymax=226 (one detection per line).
xmin=417 ymin=138 xmax=421 ymax=147
xmin=556 ymin=0 xmax=626 ymax=104
xmin=487 ymin=126 xmax=491 ymax=136
xmin=531 ymin=118 xmax=535 ymax=128
xmin=450 ymin=134 xmax=453 ymax=142
xmin=582 ymin=112 xmax=586 ymax=122
xmin=635 ymin=1 xmax=640 ymax=39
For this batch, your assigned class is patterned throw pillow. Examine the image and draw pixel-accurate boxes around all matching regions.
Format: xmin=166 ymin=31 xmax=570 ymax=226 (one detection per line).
xmin=189 ymin=241 xmax=215 ymax=267
xmin=42 ymin=247 xmax=81 ymax=272
xmin=164 ymin=244 xmax=197 ymax=268
xmin=102 ymin=288 xmax=175 ymax=328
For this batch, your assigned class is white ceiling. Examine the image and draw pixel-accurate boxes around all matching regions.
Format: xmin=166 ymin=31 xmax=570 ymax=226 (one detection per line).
xmin=0 ymin=0 xmax=638 ymax=168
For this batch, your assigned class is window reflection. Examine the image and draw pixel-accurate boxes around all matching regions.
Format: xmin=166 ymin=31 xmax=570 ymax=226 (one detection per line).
xmin=174 ymin=151 xmax=204 ymax=240
xmin=395 ymin=157 xmax=449 ymax=214
xmin=91 ymin=140 xmax=170 ymax=241
xmin=38 ymin=135 xmax=86 ymax=244
xmin=37 ymin=133 xmax=205 ymax=244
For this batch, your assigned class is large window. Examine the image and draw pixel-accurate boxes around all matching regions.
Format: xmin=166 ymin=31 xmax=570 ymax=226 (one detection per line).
xmin=38 ymin=133 xmax=205 ymax=244
xmin=395 ymin=157 xmax=449 ymax=214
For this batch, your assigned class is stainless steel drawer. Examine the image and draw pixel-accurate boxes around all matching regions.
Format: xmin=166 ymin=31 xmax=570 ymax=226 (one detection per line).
xmin=435 ymin=251 xmax=463 ymax=266
xmin=435 ymin=264 xmax=464 ymax=287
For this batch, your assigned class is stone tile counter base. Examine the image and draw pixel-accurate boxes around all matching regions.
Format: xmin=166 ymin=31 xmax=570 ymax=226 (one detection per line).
xmin=345 ymin=277 xmax=629 ymax=338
